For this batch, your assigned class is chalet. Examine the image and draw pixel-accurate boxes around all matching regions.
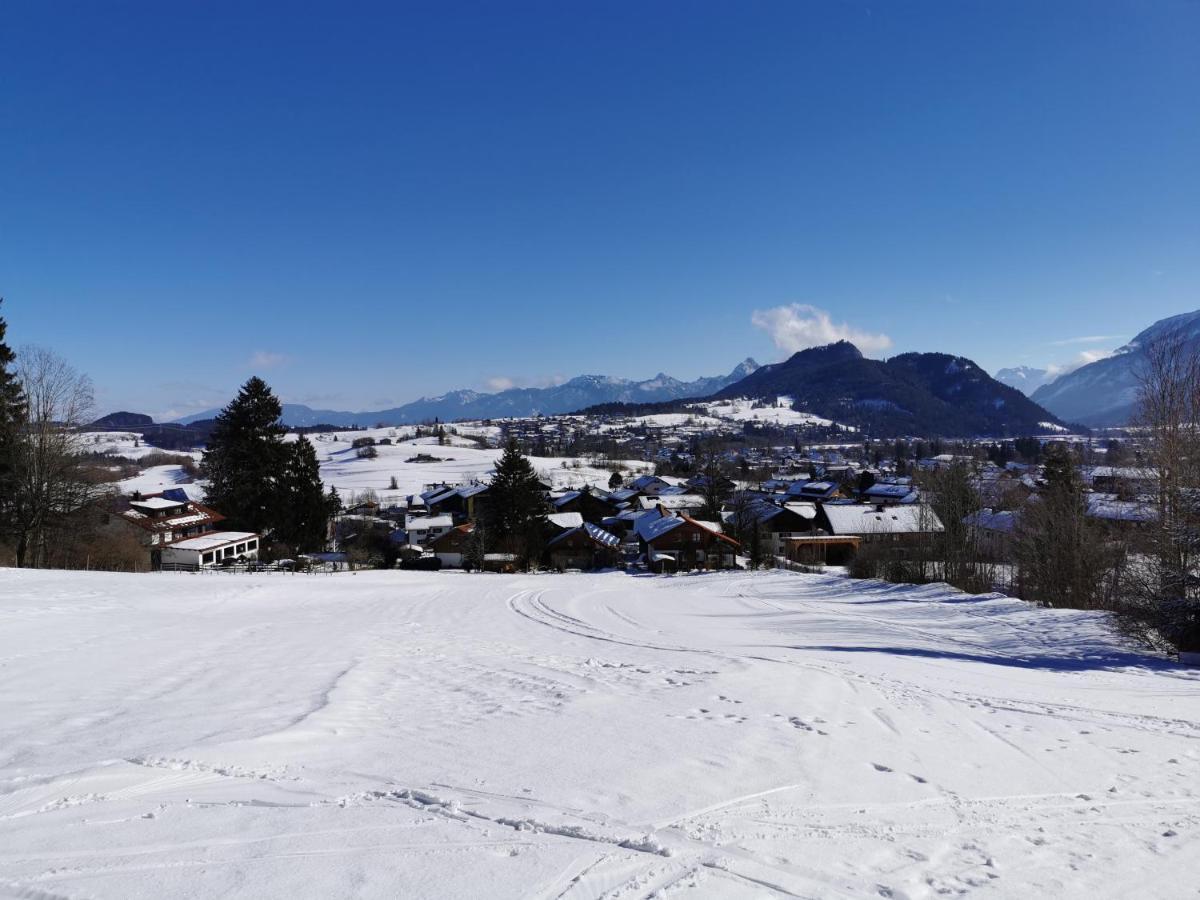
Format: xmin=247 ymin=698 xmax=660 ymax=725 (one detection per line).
xmin=430 ymin=524 xmax=473 ymax=568
xmin=816 ymin=503 xmax=943 ymax=545
xmin=546 ymin=522 xmax=623 ymax=570
xmin=634 ymin=508 xmax=740 ymax=573
xmin=160 ymin=531 xmax=260 ymax=569
xmin=742 ymin=500 xmax=819 ymax=557
xmin=404 ymin=514 xmax=456 ymax=547
xmin=552 ymin=487 xmax=620 ymax=524
xmin=545 ymin=511 xmax=585 ymax=536
xmin=637 ymin=494 xmax=706 ymax=516
xmin=108 ymin=490 xmax=239 ymax=568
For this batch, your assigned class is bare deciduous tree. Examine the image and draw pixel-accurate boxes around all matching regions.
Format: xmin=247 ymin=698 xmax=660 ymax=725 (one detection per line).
xmin=10 ymin=346 xmax=102 ymax=567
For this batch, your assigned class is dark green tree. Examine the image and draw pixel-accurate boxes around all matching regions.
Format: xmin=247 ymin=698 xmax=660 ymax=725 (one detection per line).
xmin=202 ymin=377 xmax=289 ymax=537
xmin=484 ymin=439 xmax=548 ymax=568
xmin=608 ymin=470 xmax=623 ymax=490
xmin=276 ymin=436 xmax=333 ymax=552
xmin=0 ymin=299 xmax=29 ymax=546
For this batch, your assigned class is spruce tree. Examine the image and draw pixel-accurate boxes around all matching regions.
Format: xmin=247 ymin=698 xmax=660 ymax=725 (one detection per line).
xmin=484 ymin=439 xmax=548 ymax=567
xmin=0 ymin=299 xmax=28 ymax=542
xmin=276 ymin=436 xmax=332 ymax=552
xmin=202 ymin=377 xmax=288 ymax=537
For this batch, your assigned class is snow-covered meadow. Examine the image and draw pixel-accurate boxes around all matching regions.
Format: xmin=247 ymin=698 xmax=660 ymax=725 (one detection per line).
xmin=306 ymin=429 xmax=651 ymax=504
xmin=1 ymin=568 xmax=1197 ymax=898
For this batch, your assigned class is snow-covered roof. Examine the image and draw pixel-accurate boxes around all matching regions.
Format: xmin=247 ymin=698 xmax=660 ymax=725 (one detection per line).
xmin=548 ymin=522 xmax=622 ymax=549
xmin=547 ymin=512 xmax=585 ymax=530
xmin=406 ymin=514 xmax=455 ymax=530
xmin=130 ymin=497 xmax=187 ymax=511
xmin=553 ymin=491 xmax=581 ymax=508
xmin=1086 ymin=497 xmax=1157 ymax=523
xmin=635 ymin=514 xmax=684 ymax=542
xmin=822 ymin=504 xmax=943 ymax=535
xmin=168 ymin=531 xmax=259 ymax=552
xmin=637 ymin=494 xmax=704 ymax=511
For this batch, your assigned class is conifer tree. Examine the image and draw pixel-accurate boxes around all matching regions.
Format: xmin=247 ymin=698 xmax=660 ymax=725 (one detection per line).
xmin=0 ymin=299 xmax=28 ymax=543
xmin=484 ymin=439 xmax=548 ymax=568
xmin=276 ymin=436 xmax=333 ymax=552
xmin=202 ymin=377 xmax=288 ymax=536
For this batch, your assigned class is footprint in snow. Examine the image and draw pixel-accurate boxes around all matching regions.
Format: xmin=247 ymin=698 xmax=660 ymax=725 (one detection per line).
xmin=872 ymin=763 xmax=894 ymax=773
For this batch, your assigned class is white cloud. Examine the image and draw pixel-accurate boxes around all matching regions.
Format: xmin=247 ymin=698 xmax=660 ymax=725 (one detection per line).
xmin=248 ymin=350 xmax=288 ymax=369
xmin=1045 ymin=348 xmax=1115 ymax=378
xmin=485 ymin=374 xmax=568 ymax=393
xmin=1049 ymin=335 xmax=1121 ymax=346
xmin=751 ymin=304 xmax=892 ymax=356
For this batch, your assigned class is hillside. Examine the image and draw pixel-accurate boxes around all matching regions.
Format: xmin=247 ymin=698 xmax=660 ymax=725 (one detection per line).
xmin=709 ymin=342 xmax=1066 ymax=436
xmin=1 ymin=567 xmax=1193 ymax=899
xmin=1032 ymin=309 xmax=1200 ymax=426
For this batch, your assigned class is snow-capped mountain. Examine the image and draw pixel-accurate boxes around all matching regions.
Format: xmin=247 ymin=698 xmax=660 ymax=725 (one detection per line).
xmin=994 ymin=366 xmax=1056 ymax=396
xmin=1032 ymin=309 xmax=1200 ymax=426
xmin=175 ymin=360 xmax=760 ymax=427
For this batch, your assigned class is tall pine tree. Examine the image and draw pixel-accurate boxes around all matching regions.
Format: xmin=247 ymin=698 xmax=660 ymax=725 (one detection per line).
xmin=483 ymin=439 xmax=548 ymax=568
xmin=202 ymin=377 xmax=289 ymax=537
xmin=276 ymin=435 xmax=336 ymax=552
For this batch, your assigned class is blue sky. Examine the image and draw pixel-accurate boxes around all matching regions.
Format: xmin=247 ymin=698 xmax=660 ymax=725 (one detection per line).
xmin=2 ymin=1 xmax=1197 ymax=419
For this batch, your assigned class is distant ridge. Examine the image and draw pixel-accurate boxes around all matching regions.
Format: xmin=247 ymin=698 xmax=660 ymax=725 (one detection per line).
xmin=583 ymin=342 xmax=1068 ymax=437
xmin=173 ymin=359 xmax=761 ymax=427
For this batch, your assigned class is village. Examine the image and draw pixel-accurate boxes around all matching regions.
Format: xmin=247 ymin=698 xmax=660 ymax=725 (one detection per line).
xmin=88 ymin=395 xmax=1156 ymax=594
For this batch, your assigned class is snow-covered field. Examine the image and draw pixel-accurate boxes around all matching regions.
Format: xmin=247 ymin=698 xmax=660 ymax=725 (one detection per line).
xmin=1 ymin=568 xmax=1197 ymax=899
xmin=308 ymin=430 xmax=651 ymax=503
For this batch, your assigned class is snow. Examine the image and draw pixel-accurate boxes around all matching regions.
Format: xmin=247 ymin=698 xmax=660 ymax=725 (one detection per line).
xmin=167 ymin=531 xmax=259 ymax=551
xmin=696 ymin=397 xmax=835 ymax=427
xmin=116 ymin=466 xmax=205 ymax=499
xmin=306 ymin=430 xmax=649 ymax=505
xmin=2 ymin=568 xmax=1198 ymax=899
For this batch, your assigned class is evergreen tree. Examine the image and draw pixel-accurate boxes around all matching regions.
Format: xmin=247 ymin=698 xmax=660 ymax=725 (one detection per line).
xmin=608 ymin=470 xmax=623 ymax=490
xmin=0 ymin=299 xmax=28 ymax=543
xmin=276 ymin=436 xmax=332 ymax=552
xmin=484 ymin=439 xmax=548 ymax=568
xmin=202 ymin=377 xmax=288 ymax=537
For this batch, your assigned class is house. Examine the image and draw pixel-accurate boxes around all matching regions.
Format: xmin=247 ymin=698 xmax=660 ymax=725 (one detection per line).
xmin=963 ymin=508 xmax=1018 ymax=559
xmin=545 ymin=511 xmax=585 ymax=536
xmin=404 ymin=513 xmax=456 ymax=547
xmin=552 ymin=487 xmax=619 ymax=524
xmin=817 ymin=503 xmax=943 ymax=544
xmin=160 ymin=531 xmax=260 ymax=569
xmin=546 ymin=522 xmax=623 ymax=570
xmin=862 ymin=482 xmax=917 ymax=505
xmin=636 ymin=493 xmax=705 ymax=515
xmin=109 ymin=491 xmax=229 ymax=568
xmin=635 ymin=508 xmax=740 ymax=573
xmin=430 ymin=524 xmax=474 ymax=568
xmin=786 ymin=481 xmax=841 ymax=502
xmin=741 ymin=500 xmax=819 ymax=557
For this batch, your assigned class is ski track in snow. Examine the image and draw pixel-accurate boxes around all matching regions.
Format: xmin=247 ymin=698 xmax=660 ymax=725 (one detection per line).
xmin=0 ymin=567 xmax=1198 ymax=899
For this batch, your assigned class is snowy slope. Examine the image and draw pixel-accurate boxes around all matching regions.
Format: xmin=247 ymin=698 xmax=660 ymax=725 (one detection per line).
xmin=307 ymin=429 xmax=650 ymax=503
xmin=1 ymin=568 xmax=1196 ymax=899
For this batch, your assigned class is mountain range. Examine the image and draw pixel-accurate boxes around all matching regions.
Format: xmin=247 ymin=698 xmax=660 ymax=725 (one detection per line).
xmin=994 ymin=365 xmax=1058 ymax=396
xmin=173 ymin=360 xmax=761 ymax=427
xmin=1031 ymin=309 xmax=1200 ymax=426
xmin=705 ymin=342 xmax=1064 ymax=436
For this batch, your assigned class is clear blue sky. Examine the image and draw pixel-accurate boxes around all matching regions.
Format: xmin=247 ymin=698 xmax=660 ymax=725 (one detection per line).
xmin=2 ymin=1 xmax=1197 ymax=419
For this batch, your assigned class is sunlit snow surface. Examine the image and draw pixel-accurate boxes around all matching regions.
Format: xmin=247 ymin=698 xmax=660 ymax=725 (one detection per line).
xmin=1 ymin=568 xmax=1197 ymax=898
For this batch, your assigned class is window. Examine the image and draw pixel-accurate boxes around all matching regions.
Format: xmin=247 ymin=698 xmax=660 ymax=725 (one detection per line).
xmin=202 ymin=552 xmax=214 ymax=564
xmin=247 ymin=540 xmax=257 ymax=551
xmin=236 ymin=543 xmax=246 ymax=554
xmin=691 ymin=532 xmax=701 ymax=543
xmin=224 ymin=546 xmax=235 ymax=557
